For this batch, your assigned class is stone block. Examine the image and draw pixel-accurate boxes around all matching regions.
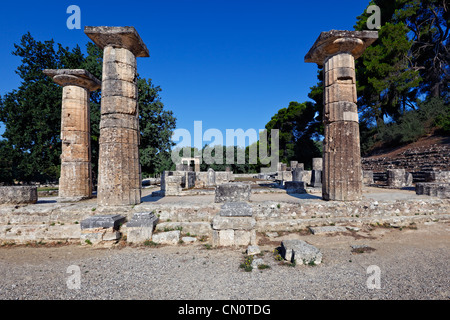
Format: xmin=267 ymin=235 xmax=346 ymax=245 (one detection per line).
xmin=126 ymin=212 xmax=158 ymax=243
xmin=80 ymin=215 xmax=125 ymax=230
xmin=181 ymin=236 xmax=197 ymax=244
xmin=234 ymin=230 xmax=252 ymax=246
xmin=285 ymin=181 xmax=306 ymax=194
xmin=218 ymin=229 xmax=234 ymax=246
xmin=127 ymin=227 xmax=153 ymax=243
xmin=214 ymin=182 xmax=251 ymax=203
xmin=310 ymin=170 xmax=322 ymax=188
xmin=155 ymin=222 xmax=211 ymax=237
xmin=219 ymin=202 xmax=253 ymax=217
xmin=212 ymin=216 xmax=256 ymax=230
xmin=424 ymin=171 xmax=450 ymax=183
xmin=152 ymin=230 xmax=180 ymax=245
xmin=127 ymin=212 xmax=158 ymax=228
xmin=312 ymin=158 xmax=323 ymax=171
xmin=292 ymin=168 xmax=304 ymax=182
xmin=416 ymin=182 xmax=450 ymax=199
xmin=309 ymin=226 xmax=347 ymax=235
xmin=0 ymin=186 xmax=38 ymax=205
xmin=362 ymin=170 xmax=374 ymax=185
xmin=387 ymin=169 xmax=412 ymax=188
xmin=279 ymin=239 xmax=322 ymax=265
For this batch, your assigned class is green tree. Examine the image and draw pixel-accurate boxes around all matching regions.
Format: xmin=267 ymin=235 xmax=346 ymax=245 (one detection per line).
xmin=264 ymin=101 xmax=321 ymax=168
xmin=0 ymin=32 xmax=83 ymax=182
xmin=0 ymin=33 xmax=176 ymax=183
xmin=138 ymin=78 xmax=177 ymax=177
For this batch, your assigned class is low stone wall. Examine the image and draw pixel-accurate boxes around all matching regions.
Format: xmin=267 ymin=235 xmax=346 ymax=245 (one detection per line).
xmin=1 ymin=196 xmax=449 ymax=244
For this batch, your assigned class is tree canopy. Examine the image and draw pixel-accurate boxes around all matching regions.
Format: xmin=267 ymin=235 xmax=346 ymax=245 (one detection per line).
xmin=0 ymin=32 xmax=176 ymax=184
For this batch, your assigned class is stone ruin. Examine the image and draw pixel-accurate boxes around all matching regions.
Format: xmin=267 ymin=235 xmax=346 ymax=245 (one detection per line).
xmin=85 ymin=26 xmax=149 ymax=207
xmin=2 ymin=26 xmax=450 ymax=254
xmin=305 ymin=30 xmax=378 ymax=201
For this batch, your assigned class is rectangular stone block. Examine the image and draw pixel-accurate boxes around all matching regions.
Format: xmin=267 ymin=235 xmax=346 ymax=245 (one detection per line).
xmin=325 ymin=67 xmax=355 ymax=86
xmin=102 ymin=61 xmax=137 ymax=82
xmin=212 ymin=216 xmax=256 ymax=230
xmin=80 ymin=215 xmax=125 ymax=230
xmin=102 ymin=46 xmax=138 ymax=67
xmin=219 ymin=202 xmax=253 ymax=217
xmin=152 ymin=230 xmax=180 ymax=245
xmin=127 ymin=227 xmax=154 ymax=243
xmin=324 ymin=53 xmax=355 ymax=71
xmin=285 ymin=181 xmax=306 ymax=194
xmin=234 ymin=230 xmax=251 ymax=246
xmin=102 ymin=79 xmax=137 ymax=99
xmin=324 ymin=102 xmax=358 ymax=123
xmin=214 ymin=183 xmax=251 ymax=203
xmin=101 ymin=96 xmax=137 ymax=115
xmin=325 ymin=83 xmax=357 ymax=103
xmin=0 ymin=186 xmax=37 ymax=205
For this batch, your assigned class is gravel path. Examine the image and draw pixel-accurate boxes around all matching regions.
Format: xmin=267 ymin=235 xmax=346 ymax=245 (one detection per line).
xmin=0 ymin=222 xmax=449 ymax=300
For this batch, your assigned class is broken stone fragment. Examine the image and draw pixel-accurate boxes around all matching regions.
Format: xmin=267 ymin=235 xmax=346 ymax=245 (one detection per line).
xmin=279 ymin=239 xmax=322 ymax=265
xmin=219 ymin=202 xmax=253 ymax=217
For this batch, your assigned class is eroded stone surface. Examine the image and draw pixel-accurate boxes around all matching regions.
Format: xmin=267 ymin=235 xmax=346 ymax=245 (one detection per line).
xmin=85 ymin=26 xmax=149 ymax=207
xmin=306 ymin=30 xmax=378 ymax=201
xmin=0 ymin=186 xmax=38 ymax=205
xmin=44 ymin=69 xmax=100 ymax=201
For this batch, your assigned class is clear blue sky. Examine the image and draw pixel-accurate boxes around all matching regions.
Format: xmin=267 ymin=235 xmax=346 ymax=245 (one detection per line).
xmin=0 ymin=0 xmax=370 ymax=147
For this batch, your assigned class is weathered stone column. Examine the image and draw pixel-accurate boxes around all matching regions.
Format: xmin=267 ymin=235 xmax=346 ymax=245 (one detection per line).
xmin=84 ymin=26 xmax=149 ymax=206
xmin=305 ymin=30 xmax=378 ymax=201
xmin=43 ymin=69 xmax=101 ymax=201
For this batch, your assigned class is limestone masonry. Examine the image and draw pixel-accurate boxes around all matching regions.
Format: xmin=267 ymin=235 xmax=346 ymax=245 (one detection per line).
xmin=84 ymin=26 xmax=149 ymax=207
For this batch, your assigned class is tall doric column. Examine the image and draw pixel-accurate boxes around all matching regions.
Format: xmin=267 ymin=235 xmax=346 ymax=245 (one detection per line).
xmin=305 ymin=30 xmax=378 ymax=201
xmin=43 ymin=69 xmax=101 ymax=201
xmin=84 ymin=26 xmax=149 ymax=207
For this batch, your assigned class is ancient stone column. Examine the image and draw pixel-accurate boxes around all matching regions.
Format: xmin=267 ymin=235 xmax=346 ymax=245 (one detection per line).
xmin=43 ymin=69 xmax=101 ymax=201
xmin=311 ymin=157 xmax=323 ymax=188
xmin=84 ymin=26 xmax=149 ymax=206
xmin=305 ymin=30 xmax=378 ymax=201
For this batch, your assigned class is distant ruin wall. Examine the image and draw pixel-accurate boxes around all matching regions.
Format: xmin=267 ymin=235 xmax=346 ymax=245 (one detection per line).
xmin=362 ymin=143 xmax=450 ymax=181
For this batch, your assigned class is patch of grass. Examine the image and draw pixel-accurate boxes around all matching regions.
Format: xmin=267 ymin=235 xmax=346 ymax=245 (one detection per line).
xmin=84 ymin=239 xmax=92 ymax=245
xmin=277 ymin=203 xmax=281 ymax=209
xmin=91 ymin=208 xmax=96 ymax=212
xmin=239 ymin=255 xmax=254 ymax=272
xmin=143 ymin=240 xmax=158 ymax=247
xmin=303 ymin=259 xmax=316 ymax=266
xmin=204 ymin=244 xmax=212 ymax=250
xmin=199 ymin=236 xmax=208 ymax=242
xmin=258 ymin=264 xmax=270 ymax=270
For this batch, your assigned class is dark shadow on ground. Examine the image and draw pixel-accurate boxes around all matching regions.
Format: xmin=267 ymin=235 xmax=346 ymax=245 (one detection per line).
xmin=141 ymin=194 xmax=164 ymax=203
xmin=36 ymin=200 xmax=57 ymax=204
xmin=286 ymin=193 xmax=322 ymax=200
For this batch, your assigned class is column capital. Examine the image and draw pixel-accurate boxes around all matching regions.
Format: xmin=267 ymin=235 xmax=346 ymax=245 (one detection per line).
xmin=43 ymin=69 xmax=101 ymax=91
xmin=304 ymin=30 xmax=378 ymax=65
xmin=84 ymin=26 xmax=149 ymax=58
